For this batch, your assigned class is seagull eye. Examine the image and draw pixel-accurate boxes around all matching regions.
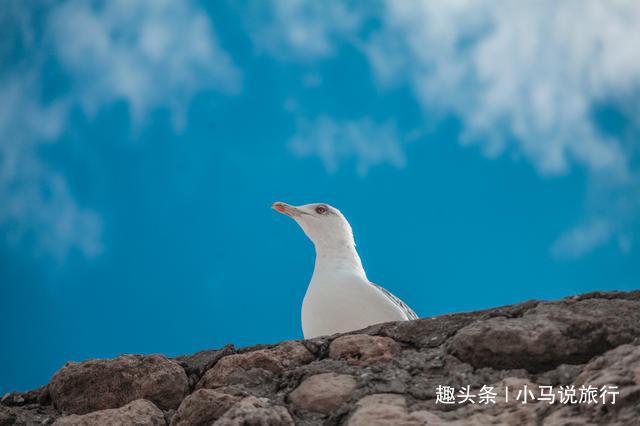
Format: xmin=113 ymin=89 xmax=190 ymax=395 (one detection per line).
xmin=315 ymin=205 xmax=328 ymax=215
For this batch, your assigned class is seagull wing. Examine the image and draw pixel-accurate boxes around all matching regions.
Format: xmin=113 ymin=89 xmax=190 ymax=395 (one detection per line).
xmin=370 ymin=283 xmax=418 ymax=320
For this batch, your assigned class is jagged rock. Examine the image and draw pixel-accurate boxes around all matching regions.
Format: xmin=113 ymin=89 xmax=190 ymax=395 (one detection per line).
xmin=52 ymin=399 xmax=164 ymax=425
xmin=4 ymin=291 xmax=640 ymax=425
xmin=289 ymin=372 xmax=357 ymax=414
xmin=1 ymin=386 xmax=50 ymax=407
xmin=213 ymin=396 xmax=294 ymax=425
xmin=329 ymin=334 xmax=400 ymax=365
xmin=574 ymin=344 xmax=640 ymax=421
xmin=49 ymin=354 xmax=188 ymax=414
xmin=171 ymin=389 xmax=240 ymax=425
xmin=197 ymin=341 xmax=314 ymax=389
xmin=0 ymin=403 xmax=58 ymax=425
xmin=174 ymin=345 xmax=235 ymax=389
xmin=348 ymin=394 xmax=442 ymax=426
xmin=448 ymin=300 xmax=640 ymax=373
xmin=0 ymin=409 xmax=16 ymax=426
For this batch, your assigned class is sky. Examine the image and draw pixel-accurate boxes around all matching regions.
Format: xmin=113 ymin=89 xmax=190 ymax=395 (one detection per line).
xmin=1 ymin=0 xmax=639 ymax=394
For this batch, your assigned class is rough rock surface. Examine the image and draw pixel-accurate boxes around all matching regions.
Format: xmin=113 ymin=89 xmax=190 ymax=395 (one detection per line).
xmin=52 ymin=399 xmax=164 ymax=425
xmin=48 ymin=354 xmax=188 ymax=414
xmin=170 ymin=389 xmax=240 ymax=425
xmin=2 ymin=290 xmax=639 ymax=425
xmin=289 ymin=373 xmax=357 ymax=414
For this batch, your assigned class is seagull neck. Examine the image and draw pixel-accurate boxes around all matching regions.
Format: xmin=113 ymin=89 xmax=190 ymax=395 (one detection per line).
xmin=313 ymin=241 xmax=367 ymax=279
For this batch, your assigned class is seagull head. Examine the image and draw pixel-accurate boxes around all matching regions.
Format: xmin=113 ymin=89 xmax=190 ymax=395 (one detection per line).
xmin=272 ymin=201 xmax=355 ymax=249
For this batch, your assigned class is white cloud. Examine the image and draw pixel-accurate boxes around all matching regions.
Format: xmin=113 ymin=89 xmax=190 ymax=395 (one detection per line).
xmin=290 ymin=117 xmax=405 ymax=176
xmin=551 ymin=219 xmax=613 ymax=260
xmin=257 ymin=0 xmax=640 ymax=258
xmin=369 ymin=0 xmax=637 ymax=177
xmin=0 ymin=74 xmax=101 ymax=259
xmin=365 ymin=0 xmax=640 ymax=258
xmin=49 ymin=0 xmax=241 ymax=130
xmin=246 ymin=0 xmax=360 ymax=60
xmin=0 ymin=1 xmax=240 ymax=260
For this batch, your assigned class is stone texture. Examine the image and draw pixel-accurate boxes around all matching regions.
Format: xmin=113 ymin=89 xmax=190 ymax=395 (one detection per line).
xmin=1 ymin=385 xmax=49 ymax=407
xmin=197 ymin=340 xmax=314 ymax=389
xmin=348 ymin=394 xmax=443 ymax=426
xmin=289 ymin=372 xmax=357 ymax=414
xmin=4 ymin=290 xmax=640 ymax=425
xmin=174 ymin=345 xmax=235 ymax=389
xmin=448 ymin=300 xmax=640 ymax=373
xmin=49 ymin=354 xmax=188 ymax=414
xmin=0 ymin=405 xmax=55 ymax=426
xmin=171 ymin=389 xmax=240 ymax=425
xmin=52 ymin=399 xmax=164 ymax=425
xmin=329 ymin=334 xmax=400 ymax=365
xmin=213 ymin=396 xmax=294 ymax=425
xmin=574 ymin=344 xmax=640 ymax=420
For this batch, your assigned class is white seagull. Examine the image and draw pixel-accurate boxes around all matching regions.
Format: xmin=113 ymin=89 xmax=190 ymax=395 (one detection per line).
xmin=272 ymin=201 xmax=417 ymax=339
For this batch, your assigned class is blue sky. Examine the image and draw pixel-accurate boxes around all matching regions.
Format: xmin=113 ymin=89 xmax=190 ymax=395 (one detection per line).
xmin=1 ymin=1 xmax=639 ymax=393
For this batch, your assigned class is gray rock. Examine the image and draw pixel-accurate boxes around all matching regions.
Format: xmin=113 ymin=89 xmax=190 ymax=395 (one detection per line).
xmin=49 ymin=354 xmax=188 ymax=414
xmin=174 ymin=345 xmax=235 ymax=389
xmin=213 ymin=396 xmax=293 ymax=425
xmin=197 ymin=341 xmax=314 ymax=390
xmin=52 ymin=399 xmax=164 ymax=425
xmin=0 ymin=403 xmax=58 ymax=425
xmin=1 ymin=385 xmax=49 ymax=407
xmin=171 ymin=389 xmax=240 ymax=425
xmin=348 ymin=394 xmax=443 ymax=426
xmin=448 ymin=300 xmax=640 ymax=372
xmin=289 ymin=372 xmax=356 ymax=414
xmin=5 ymin=290 xmax=640 ymax=425
xmin=329 ymin=334 xmax=400 ymax=365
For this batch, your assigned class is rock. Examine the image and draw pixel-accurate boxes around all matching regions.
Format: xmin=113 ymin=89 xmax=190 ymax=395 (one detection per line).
xmin=197 ymin=341 xmax=314 ymax=389
xmin=329 ymin=334 xmax=400 ymax=365
xmin=52 ymin=399 xmax=164 ymax=425
xmin=575 ymin=344 xmax=640 ymax=388
xmin=574 ymin=344 xmax=640 ymax=414
xmin=213 ymin=396 xmax=293 ymax=425
xmin=171 ymin=389 xmax=240 ymax=425
xmin=0 ymin=404 xmax=58 ymax=425
xmin=4 ymin=290 xmax=640 ymax=425
xmin=0 ymin=408 xmax=16 ymax=426
xmin=49 ymin=354 xmax=188 ymax=414
xmin=348 ymin=394 xmax=443 ymax=426
xmin=1 ymin=386 xmax=49 ymax=407
xmin=289 ymin=372 xmax=356 ymax=414
xmin=448 ymin=300 xmax=640 ymax=373
xmin=174 ymin=345 xmax=235 ymax=388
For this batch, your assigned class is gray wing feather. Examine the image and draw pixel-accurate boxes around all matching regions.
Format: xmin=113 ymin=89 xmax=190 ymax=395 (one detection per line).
xmin=371 ymin=284 xmax=418 ymax=320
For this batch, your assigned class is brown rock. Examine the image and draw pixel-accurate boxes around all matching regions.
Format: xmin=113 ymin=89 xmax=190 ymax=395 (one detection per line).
xmin=447 ymin=301 xmax=640 ymax=372
xmin=213 ymin=396 xmax=293 ymax=425
xmin=348 ymin=394 xmax=443 ymax=426
xmin=1 ymin=385 xmax=46 ymax=407
xmin=575 ymin=344 xmax=640 ymax=387
xmin=574 ymin=344 xmax=640 ymax=415
xmin=329 ymin=334 xmax=400 ymax=365
xmin=174 ymin=345 xmax=235 ymax=388
xmin=4 ymin=291 xmax=640 ymax=426
xmin=171 ymin=389 xmax=240 ymax=426
xmin=49 ymin=354 xmax=188 ymax=414
xmin=0 ymin=404 xmax=58 ymax=425
xmin=0 ymin=408 xmax=16 ymax=426
xmin=289 ymin=373 xmax=356 ymax=414
xmin=197 ymin=341 xmax=314 ymax=389
xmin=52 ymin=399 xmax=164 ymax=425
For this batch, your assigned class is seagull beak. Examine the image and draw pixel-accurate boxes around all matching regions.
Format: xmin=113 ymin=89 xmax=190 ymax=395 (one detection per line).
xmin=272 ymin=201 xmax=304 ymax=218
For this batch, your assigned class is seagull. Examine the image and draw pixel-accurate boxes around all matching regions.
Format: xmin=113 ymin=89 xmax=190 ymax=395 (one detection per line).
xmin=272 ymin=201 xmax=417 ymax=339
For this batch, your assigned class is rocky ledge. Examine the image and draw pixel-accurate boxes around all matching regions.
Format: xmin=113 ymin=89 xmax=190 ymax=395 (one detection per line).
xmin=2 ymin=290 xmax=640 ymax=425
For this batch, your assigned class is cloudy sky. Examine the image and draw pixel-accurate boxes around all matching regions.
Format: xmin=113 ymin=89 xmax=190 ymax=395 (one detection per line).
xmin=1 ymin=0 xmax=639 ymax=393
